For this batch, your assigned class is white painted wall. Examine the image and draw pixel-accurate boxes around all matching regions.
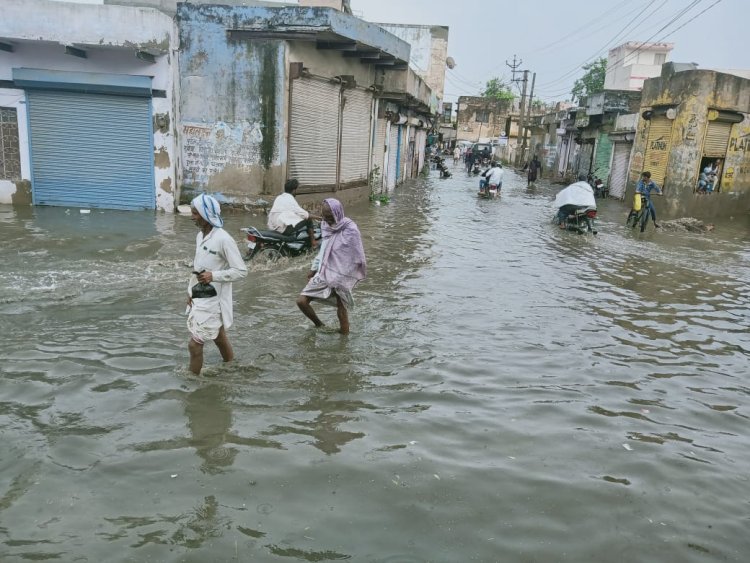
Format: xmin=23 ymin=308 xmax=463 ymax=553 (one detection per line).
xmin=0 ymin=0 xmax=178 ymax=210
xmin=0 ymin=90 xmax=30 ymax=202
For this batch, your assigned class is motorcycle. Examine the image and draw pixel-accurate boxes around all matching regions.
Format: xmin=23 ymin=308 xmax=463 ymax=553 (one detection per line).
xmin=478 ymin=170 xmax=500 ymax=199
xmin=587 ymin=171 xmax=608 ymax=199
xmin=556 ymin=206 xmax=598 ymax=234
xmin=433 ymin=155 xmax=452 ymax=178
xmin=241 ymin=221 xmax=321 ymax=262
xmin=553 ymin=179 xmax=598 ymax=234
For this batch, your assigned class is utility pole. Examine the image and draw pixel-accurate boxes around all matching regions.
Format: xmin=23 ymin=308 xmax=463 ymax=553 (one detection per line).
xmin=515 ymin=69 xmax=529 ymax=167
xmin=521 ymin=72 xmax=536 ymax=164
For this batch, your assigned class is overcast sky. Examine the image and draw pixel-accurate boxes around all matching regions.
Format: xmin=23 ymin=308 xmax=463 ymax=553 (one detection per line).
xmin=349 ymin=0 xmax=745 ymax=105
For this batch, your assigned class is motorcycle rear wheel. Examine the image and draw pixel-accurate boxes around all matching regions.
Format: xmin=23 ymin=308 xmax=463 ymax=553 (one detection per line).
xmin=256 ymin=247 xmax=285 ymax=263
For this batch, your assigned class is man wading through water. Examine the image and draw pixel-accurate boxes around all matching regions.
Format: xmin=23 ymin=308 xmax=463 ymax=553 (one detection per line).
xmin=296 ymin=198 xmax=366 ymax=334
xmin=187 ymin=194 xmax=247 ymax=374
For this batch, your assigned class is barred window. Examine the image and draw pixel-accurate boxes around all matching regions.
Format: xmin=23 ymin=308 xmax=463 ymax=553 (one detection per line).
xmin=475 ymin=110 xmax=489 ymax=123
xmin=1 ymin=107 xmax=21 ymax=180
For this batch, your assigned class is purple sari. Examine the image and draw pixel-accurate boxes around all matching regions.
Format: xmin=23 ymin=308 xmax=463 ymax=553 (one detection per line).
xmin=317 ymin=198 xmax=367 ymax=292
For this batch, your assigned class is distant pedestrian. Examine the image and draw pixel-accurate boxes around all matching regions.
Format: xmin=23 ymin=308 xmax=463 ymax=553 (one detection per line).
xmin=453 ymin=146 xmax=461 ymax=166
xmin=187 ymin=194 xmax=247 ymax=375
xmin=296 ymin=198 xmax=366 ymax=335
xmin=465 ymin=149 xmax=475 ymax=173
xmin=524 ymin=155 xmax=542 ymax=186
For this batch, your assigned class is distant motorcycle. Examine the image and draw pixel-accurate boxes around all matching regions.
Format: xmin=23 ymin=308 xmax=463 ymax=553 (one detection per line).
xmin=433 ymin=155 xmax=452 ymax=178
xmin=241 ymin=222 xmax=321 ymax=262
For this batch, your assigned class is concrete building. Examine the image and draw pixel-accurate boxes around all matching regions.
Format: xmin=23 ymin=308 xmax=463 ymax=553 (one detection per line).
xmin=456 ymin=96 xmax=512 ymax=144
xmin=604 ymin=42 xmax=674 ymax=91
xmin=177 ymin=3 xmax=434 ymax=207
xmin=0 ymin=0 xmax=178 ymax=211
xmin=626 ymin=63 xmax=750 ymax=218
xmin=374 ymin=24 xmax=448 ymax=108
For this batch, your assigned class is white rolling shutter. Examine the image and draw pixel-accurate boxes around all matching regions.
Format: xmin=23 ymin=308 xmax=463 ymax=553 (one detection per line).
xmin=288 ymin=78 xmax=340 ymax=189
xmin=609 ymin=141 xmax=632 ymax=199
xmin=339 ymin=89 xmax=372 ymax=186
xmin=703 ymin=121 xmax=731 ymax=158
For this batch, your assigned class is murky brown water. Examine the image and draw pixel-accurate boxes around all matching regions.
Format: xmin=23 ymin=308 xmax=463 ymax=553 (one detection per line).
xmin=1 ymin=168 xmax=749 ymax=562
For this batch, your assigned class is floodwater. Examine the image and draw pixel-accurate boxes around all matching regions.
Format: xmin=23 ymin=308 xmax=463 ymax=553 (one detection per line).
xmin=1 ymin=165 xmax=749 ymax=563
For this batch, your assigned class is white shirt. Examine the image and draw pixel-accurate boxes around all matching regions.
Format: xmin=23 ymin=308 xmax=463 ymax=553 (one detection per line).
xmin=188 ymin=227 xmax=247 ymax=329
xmin=267 ymin=192 xmax=309 ymax=232
xmin=485 ymin=166 xmax=504 ymax=186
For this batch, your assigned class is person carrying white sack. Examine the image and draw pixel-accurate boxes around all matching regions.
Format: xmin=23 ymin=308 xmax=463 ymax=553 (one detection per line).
xmin=186 ymin=194 xmax=247 ymax=375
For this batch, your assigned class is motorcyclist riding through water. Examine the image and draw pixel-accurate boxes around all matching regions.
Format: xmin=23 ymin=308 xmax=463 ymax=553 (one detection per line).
xmin=479 ymin=161 xmax=503 ymax=197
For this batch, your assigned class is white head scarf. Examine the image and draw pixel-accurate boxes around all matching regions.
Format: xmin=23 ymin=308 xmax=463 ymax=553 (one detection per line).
xmin=191 ymin=194 xmax=224 ymax=228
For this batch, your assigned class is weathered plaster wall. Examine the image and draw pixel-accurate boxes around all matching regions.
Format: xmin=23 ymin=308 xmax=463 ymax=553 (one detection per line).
xmin=178 ymin=4 xmax=287 ymax=200
xmin=0 ymin=0 xmax=178 ymax=211
xmin=627 ymin=68 xmax=750 ymax=218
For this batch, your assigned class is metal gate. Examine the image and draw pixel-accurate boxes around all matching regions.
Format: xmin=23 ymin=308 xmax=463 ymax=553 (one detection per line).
xmin=643 ymin=116 xmax=672 ymax=187
xmin=372 ymin=118 xmax=387 ymax=182
xmin=288 ymin=78 xmax=340 ymax=189
xmin=703 ymin=120 xmax=731 ymax=158
xmin=26 ymin=90 xmax=154 ymax=210
xmin=577 ymin=142 xmax=594 ymax=178
xmin=609 ymin=141 xmax=632 ymax=200
xmin=386 ymin=122 xmax=399 ymax=191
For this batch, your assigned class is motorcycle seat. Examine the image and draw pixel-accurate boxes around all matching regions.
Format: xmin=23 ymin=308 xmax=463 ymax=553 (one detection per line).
xmin=257 ymin=229 xmax=298 ymax=242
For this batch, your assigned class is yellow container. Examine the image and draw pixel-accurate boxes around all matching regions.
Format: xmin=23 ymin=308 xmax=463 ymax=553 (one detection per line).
xmin=633 ymin=193 xmax=642 ymax=211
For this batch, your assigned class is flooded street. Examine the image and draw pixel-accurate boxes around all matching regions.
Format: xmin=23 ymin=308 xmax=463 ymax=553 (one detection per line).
xmin=2 ymin=167 xmax=750 ymax=562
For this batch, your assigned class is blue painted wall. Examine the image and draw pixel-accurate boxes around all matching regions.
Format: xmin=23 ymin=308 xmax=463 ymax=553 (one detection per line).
xmin=178 ymin=4 xmax=287 ymax=199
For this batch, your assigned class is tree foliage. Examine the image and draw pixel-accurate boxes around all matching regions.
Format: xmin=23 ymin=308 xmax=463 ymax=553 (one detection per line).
xmin=481 ymin=77 xmax=515 ymax=102
xmin=571 ymin=58 xmax=607 ymax=102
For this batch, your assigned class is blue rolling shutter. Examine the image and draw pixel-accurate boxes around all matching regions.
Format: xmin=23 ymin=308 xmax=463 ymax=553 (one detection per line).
xmin=26 ymin=90 xmax=154 ymax=210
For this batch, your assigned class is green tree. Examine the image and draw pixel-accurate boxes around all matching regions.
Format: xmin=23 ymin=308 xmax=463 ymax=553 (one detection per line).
xmin=571 ymin=58 xmax=607 ymax=102
xmin=481 ymin=77 xmax=515 ymax=102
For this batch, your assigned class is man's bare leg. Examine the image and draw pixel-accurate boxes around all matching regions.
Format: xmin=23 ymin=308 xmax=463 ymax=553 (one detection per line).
xmin=214 ymin=326 xmax=234 ymax=363
xmin=297 ymin=295 xmax=324 ymax=327
xmin=188 ymin=338 xmax=204 ymax=375
xmin=336 ymin=295 xmax=349 ymax=335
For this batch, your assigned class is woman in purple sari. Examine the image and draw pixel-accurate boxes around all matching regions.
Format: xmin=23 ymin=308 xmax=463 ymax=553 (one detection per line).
xmin=296 ymin=198 xmax=366 ymax=334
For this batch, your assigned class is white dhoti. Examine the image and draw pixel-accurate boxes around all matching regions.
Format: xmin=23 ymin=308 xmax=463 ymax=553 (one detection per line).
xmin=187 ymin=296 xmax=222 ymax=344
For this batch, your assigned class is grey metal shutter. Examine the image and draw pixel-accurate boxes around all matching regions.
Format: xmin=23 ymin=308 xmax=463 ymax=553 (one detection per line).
xmin=399 ymin=125 xmax=408 ymax=181
xmin=703 ymin=120 xmax=731 ymax=157
xmin=26 ymin=90 xmax=154 ymax=210
xmin=609 ymin=141 xmax=631 ymax=199
xmin=288 ymin=78 xmax=340 ymax=189
xmin=577 ymin=142 xmax=593 ymax=177
xmin=643 ymin=116 xmax=672 ymax=187
xmin=339 ymin=89 xmax=372 ymax=186
xmin=386 ymin=122 xmax=399 ymax=191
xmin=372 ymin=117 xmax=387 ymax=183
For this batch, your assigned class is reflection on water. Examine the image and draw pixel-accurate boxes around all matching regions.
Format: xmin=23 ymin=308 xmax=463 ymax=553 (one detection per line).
xmin=1 ymin=172 xmax=749 ymax=561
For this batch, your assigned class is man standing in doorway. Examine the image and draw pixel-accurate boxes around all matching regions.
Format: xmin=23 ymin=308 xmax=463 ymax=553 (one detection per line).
xmin=186 ymin=194 xmax=248 ymax=375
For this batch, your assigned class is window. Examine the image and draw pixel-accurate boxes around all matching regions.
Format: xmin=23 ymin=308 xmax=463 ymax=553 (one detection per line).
xmin=654 ymin=53 xmax=666 ymax=65
xmin=475 ymin=110 xmax=489 ymax=123
xmin=0 ymin=107 xmax=21 ymax=180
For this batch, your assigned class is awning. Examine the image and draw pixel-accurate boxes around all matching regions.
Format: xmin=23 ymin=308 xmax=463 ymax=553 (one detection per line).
xmin=12 ymin=68 xmax=152 ymax=97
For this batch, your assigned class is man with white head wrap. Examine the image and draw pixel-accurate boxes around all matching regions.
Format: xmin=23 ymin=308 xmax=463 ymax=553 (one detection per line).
xmin=187 ymin=194 xmax=247 ymax=375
